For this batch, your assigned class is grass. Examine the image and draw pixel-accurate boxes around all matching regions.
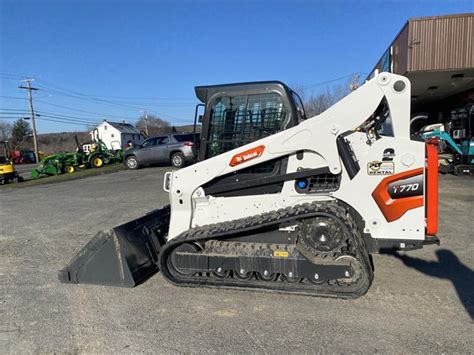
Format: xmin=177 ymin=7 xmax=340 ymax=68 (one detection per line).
xmin=1 ymin=164 xmax=125 ymax=189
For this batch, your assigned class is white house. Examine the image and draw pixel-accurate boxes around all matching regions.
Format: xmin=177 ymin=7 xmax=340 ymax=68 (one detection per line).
xmin=91 ymin=120 xmax=144 ymax=150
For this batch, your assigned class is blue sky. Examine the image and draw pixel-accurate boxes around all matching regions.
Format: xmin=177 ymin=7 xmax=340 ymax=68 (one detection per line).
xmin=1 ymin=0 xmax=472 ymax=133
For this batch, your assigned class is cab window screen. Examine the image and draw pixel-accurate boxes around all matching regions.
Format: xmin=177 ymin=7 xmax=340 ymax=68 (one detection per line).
xmin=207 ymin=93 xmax=286 ymax=158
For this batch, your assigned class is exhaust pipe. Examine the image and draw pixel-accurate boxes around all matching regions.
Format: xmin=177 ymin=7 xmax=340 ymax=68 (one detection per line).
xmin=59 ymin=205 xmax=170 ymax=287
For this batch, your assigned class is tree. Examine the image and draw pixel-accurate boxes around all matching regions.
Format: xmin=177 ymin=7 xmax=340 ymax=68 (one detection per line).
xmin=0 ymin=120 xmax=13 ymax=141
xmin=11 ymin=118 xmax=32 ymax=147
xmin=294 ymin=77 xmax=357 ymax=118
xmin=136 ymin=114 xmax=171 ymax=136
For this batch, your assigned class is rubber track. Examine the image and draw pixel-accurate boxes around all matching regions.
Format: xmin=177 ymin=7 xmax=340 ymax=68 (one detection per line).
xmin=159 ymin=201 xmax=374 ymax=299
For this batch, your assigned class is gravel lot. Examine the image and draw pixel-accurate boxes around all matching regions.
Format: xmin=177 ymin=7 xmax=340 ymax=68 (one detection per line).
xmin=1 ymin=167 xmax=473 ymax=353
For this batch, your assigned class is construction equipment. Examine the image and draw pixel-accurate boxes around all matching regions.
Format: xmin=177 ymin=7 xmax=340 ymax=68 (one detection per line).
xmin=61 ymin=135 xmax=110 ymax=174
xmin=419 ymin=124 xmax=460 ymax=174
xmin=447 ymin=104 xmax=473 ymax=175
xmin=31 ymin=133 xmax=123 ymax=178
xmin=59 ymin=73 xmax=439 ymax=299
xmin=88 ymin=129 xmax=123 ymax=168
xmin=0 ymin=141 xmax=23 ymax=184
xmin=31 ymin=152 xmax=75 ymax=178
xmin=9 ymin=149 xmax=37 ymax=164
xmin=418 ymin=104 xmax=473 ymax=175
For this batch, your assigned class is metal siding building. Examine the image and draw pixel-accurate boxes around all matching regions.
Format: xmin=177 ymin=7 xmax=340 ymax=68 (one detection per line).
xmin=408 ymin=15 xmax=473 ymax=72
xmin=370 ymin=13 xmax=474 ymax=116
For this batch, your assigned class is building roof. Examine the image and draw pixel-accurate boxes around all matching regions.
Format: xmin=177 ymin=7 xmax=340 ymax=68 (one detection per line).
xmin=407 ymin=12 xmax=473 ymax=22
xmin=103 ymin=121 xmax=141 ymax=134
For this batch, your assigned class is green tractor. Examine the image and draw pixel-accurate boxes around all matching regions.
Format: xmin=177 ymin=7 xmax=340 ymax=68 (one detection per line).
xmin=83 ymin=129 xmax=123 ymax=169
xmin=31 ymin=130 xmax=123 ymax=179
xmin=31 ymin=152 xmax=77 ymax=178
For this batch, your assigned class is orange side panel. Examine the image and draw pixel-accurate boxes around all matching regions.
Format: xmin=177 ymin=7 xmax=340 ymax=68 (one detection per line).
xmin=425 ymin=141 xmax=439 ymax=235
xmin=372 ymin=168 xmax=424 ymax=222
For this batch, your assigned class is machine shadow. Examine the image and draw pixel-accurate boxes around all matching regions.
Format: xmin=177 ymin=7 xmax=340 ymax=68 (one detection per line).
xmin=390 ymin=249 xmax=474 ymax=320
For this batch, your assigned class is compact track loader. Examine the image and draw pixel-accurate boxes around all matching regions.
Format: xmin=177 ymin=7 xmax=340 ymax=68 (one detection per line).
xmin=59 ymin=73 xmax=439 ymax=298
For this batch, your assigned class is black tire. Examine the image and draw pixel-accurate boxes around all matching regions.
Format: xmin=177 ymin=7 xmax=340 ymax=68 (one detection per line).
xmin=17 ymin=176 xmax=24 ymax=183
xmin=125 ymin=155 xmax=139 ymax=170
xmin=171 ymin=152 xmax=185 ymax=168
xmin=90 ymin=155 xmax=104 ymax=168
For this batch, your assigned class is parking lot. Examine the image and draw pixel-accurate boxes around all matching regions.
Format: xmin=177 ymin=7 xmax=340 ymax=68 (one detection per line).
xmin=0 ymin=168 xmax=472 ymax=353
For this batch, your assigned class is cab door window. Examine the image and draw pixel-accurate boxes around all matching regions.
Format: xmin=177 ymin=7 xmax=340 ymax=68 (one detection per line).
xmin=207 ymin=93 xmax=286 ymax=158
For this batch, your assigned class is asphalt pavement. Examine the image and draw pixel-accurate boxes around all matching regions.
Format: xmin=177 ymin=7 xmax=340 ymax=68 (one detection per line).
xmin=0 ymin=167 xmax=472 ymax=353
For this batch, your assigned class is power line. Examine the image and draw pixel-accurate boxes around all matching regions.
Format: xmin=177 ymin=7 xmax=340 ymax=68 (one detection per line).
xmin=0 ymin=108 xmax=28 ymax=113
xmin=36 ymin=110 xmax=105 ymax=122
xmin=34 ymin=82 xmax=186 ymax=120
xmin=0 ymin=114 xmax=95 ymax=127
xmin=35 ymin=78 xmax=194 ymax=100
xmin=38 ymin=114 xmax=102 ymax=125
xmin=35 ymin=82 xmax=195 ymax=109
xmin=36 ymin=116 xmax=96 ymax=127
xmin=34 ymin=84 xmax=147 ymax=109
xmin=4 ymin=82 xmax=185 ymax=120
xmin=34 ymin=99 xmax=140 ymax=120
xmin=4 ymin=74 xmax=190 ymax=121
xmin=0 ymin=112 xmax=30 ymax=115
xmin=7 ymin=74 xmax=191 ymax=101
xmin=1 ymin=107 xmax=129 ymax=125
xmin=1 ymin=114 xmax=101 ymax=126
xmin=0 ymin=73 xmax=29 ymax=80
xmin=301 ymin=73 xmax=357 ymax=90
xmin=0 ymin=95 xmax=28 ymax=100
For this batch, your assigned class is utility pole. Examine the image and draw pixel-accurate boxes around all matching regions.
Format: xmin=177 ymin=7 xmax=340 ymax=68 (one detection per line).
xmin=144 ymin=111 xmax=149 ymax=136
xmin=19 ymin=79 xmax=40 ymax=163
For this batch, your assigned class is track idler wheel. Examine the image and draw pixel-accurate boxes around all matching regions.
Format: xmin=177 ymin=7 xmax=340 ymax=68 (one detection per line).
xmin=168 ymin=243 xmax=202 ymax=276
xmin=335 ymin=255 xmax=361 ymax=285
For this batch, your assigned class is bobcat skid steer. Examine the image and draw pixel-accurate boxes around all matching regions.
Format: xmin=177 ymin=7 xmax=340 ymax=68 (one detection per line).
xmin=59 ymin=72 xmax=439 ymax=298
